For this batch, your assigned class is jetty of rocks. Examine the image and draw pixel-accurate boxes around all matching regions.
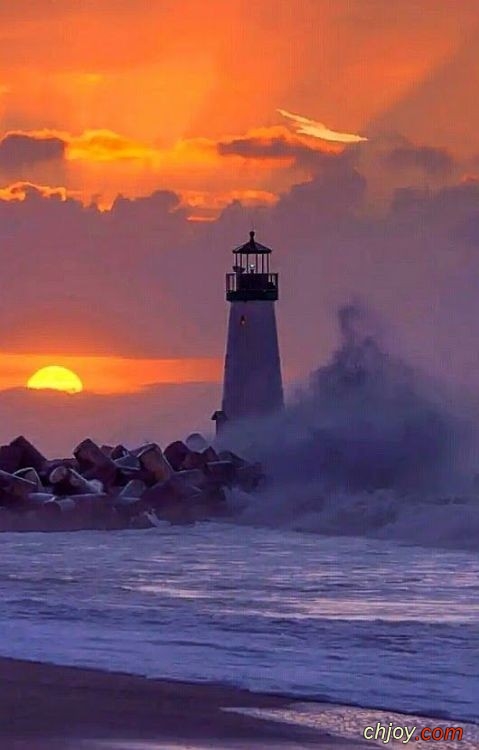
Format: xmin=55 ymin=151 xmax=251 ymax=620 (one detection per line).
xmin=0 ymin=434 xmax=263 ymax=532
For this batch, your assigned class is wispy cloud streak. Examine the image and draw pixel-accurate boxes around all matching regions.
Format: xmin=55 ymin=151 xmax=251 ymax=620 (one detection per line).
xmin=278 ymin=108 xmax=368 ymax=144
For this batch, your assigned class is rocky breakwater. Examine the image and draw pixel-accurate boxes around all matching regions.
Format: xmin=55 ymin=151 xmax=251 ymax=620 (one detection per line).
xmin=0 ymin=434 xmax=263 ymax=532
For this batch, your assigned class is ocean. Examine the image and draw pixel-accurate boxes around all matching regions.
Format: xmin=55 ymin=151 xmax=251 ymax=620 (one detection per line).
xmin=1 ymin=522 xmax=478 ymax=733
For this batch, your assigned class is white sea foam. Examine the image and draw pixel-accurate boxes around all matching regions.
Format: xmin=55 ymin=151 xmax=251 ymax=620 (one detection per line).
xmin=228 ymin=485 xmax=479 ymax=551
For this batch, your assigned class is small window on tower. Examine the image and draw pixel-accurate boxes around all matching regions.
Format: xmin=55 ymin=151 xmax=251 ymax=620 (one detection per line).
xmin=240 ymin=315 xmax=246 ymax=326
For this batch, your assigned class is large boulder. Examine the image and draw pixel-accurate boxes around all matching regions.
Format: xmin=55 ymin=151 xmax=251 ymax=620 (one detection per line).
xmin=9 ymin=436 xmax=47 ymax=473
xmin=15 ymin=468 xmax=43 ymax=491
xmin=136 ymin=444 xmax=173 ymax=482
xmin=185 ymin=433 xmax=209 ymax=452
xmin=205 ymin=460 xmax=235 ymax=486
xmin=0 ymin=444 xmax=23 ymax=473
xmin=73 ymin=438 xmax=117 ymax=486
xmin=49 ymin=466 xmax=102 ymax=495
xmin=0 ymin=470 xmax=37 ymax=506
xmin=164 ymin=441 xmax=190 ymax=471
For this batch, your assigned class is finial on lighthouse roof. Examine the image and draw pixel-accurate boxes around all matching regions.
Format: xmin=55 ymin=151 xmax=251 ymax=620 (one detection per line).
xmin=233 ymin=231 xmax=272 ymax=254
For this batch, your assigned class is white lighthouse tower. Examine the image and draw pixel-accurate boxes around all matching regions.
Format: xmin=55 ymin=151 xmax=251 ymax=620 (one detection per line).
xmin=213 ymin=231 xmax=284 ymax=431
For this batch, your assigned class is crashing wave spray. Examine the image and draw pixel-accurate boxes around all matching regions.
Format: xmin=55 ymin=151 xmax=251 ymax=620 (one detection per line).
xmin=220 ymin=304 xmax=479 ymax=548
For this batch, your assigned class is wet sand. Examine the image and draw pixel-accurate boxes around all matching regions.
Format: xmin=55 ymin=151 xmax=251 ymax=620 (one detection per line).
xmin=0 ymin=657 xmax=363 ymax=749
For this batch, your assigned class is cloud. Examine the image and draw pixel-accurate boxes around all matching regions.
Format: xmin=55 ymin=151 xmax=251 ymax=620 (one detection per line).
xmin=66 ymin=129 xmax=157 ymax=162
xmin=182 ymin=189 xmax=278 ymax=221
xmin=0 ymin=126 xmax=320 ymax=213
xmin=0 ymin=181 xmax=77 ymax=202
xmin=217 ymin=126 xmax=339 ymax=164
xmin=278 ymin=109 xmax=368 ymax=144
xmin=0 ymin=127 xmax=177 ymax=168
xmin=0 ymin=132 xmax=65 ymax=171
xmin=385 ymin=144 xmax=454 ymax=176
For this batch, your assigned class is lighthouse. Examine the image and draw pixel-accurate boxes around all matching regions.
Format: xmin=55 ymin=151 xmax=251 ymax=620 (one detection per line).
xmin=213 ymin=231 xmax=284 ymax=431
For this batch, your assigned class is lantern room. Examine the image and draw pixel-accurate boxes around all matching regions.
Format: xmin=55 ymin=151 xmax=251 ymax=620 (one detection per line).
xmin=226 ymin=231 xmax=279 ymax=302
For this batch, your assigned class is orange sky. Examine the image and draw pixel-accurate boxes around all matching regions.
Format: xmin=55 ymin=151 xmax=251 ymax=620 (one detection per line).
xmin=0 ymin=354 xmax=222 ymax=394
xmin=2 ymin=0 xmax=478 ymax=212
xmin=1 ymin=0 xmax=479 ymax=406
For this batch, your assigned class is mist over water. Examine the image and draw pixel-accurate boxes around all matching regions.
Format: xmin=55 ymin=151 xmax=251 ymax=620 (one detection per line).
xmin=220 ymin=304 xmax=479 ymax=550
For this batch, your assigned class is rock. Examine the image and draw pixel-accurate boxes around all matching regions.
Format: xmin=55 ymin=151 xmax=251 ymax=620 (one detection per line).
xmin=9 ymin=436 xmax=47 ymax=473
xmin=205 ymin=460 xmax=235 ymax=486
xmin=164 ymin=441 xmax=190 ymax=471
xmin=157 ymin=501 xmax=197 ymax=525
xmin=168 ymin=474 xmax=203 ymax=499
xmin=235 ymin=462 xmax=264 ymax=491
xmin=103 ymin=507 xmax=125 ymax=531
xmin=73 ymin=439 xmax=117 ymax=486
xmin=49 ymin=466 xmax=102 ymax=495
xmin=114 ymin=455 xmax=147 ymax=486
xmin=88 ymin=479 xmax=104 ymax=493
xmin=0 ymin=444 xmax=23 ymax=473
xmin=41 ymin=493 xmax=113 ymax=531
xmin=144 ymin=510 xmax=164 ymax=527
xmin=115 ymin=453 xmax=141 ymax=471
xmin=110 ymin=444 xmax=128 ymax=460
xmin=115 ymin=481 xmax=147 ymax=519
xmin=118 ymin=479 xmax=146 ymax=498
xmin=0 ymin=507 xmax=14 ymax=531
xmin=15 ymin=510 xmax=42 ymax=532
xmin=129 ymin=512 xmax=156 ymax=529
xmin=137 ymin=444 xmax=173 ymax=482
xmin=69 ymin=492 xmax=109 ymax=509
xmin=0 ymin=470 xmax=37 ymax=504
xmin=173 ymin=469 xmax=206 ymax=489
xmin=141 ymin=473 xmax=203 ymax=511
xmin=181 ymin=488 xmax=207 ymax=505
xmin=41 ymin=458 xmax=78 ymax=481
xmin=41 ymin=497 xmax=77 ymax=518
xmin=0 ymin=432 xmax=265 ymax=533
xmin=218 ymin=449 xmax=247 ymax=468
xmin=185 ymin=433 xmax=209 ymax=452
xmin=113 ymin=495 xmax=145 ymax=518
xmin=202 ymin=485 xmax=228 ymax=506
xmin=180 ymin=451 xmax=206 ymax=470
xmin=202 ymin=446 xmax=219 ymax=463
xmin=25 ymin=492 xmax=56 ymax=509
xmin=73 ymin=438 xmax=103 ymax=468
xmin=142 ymin=479 xmax=180 ymax=509
xmin=15 ymin=468 xmax=43 ymax=491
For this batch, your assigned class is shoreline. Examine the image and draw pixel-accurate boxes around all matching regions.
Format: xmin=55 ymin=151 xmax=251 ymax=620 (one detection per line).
xmin=0 ymin=652 xmax=470 ymax=726
xmin=0 ymin=656 xmax=363 ymax=748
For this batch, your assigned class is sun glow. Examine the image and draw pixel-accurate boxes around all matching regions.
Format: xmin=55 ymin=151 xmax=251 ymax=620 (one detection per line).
xmin=27 ymin=366 xmax=83 ymax=394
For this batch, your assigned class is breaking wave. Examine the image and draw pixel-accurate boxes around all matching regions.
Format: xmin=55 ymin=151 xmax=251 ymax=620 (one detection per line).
xmin=220 ymin=304 xmax=479 ymax=550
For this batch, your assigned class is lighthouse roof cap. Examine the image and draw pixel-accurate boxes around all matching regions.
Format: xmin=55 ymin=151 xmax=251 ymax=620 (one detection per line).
xmin=233 ymin=230 xmax=272 ymax=254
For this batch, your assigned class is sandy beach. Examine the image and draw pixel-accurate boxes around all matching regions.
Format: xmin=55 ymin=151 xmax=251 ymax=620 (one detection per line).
xmin=0 ymin=657 xmax=363 ymax=749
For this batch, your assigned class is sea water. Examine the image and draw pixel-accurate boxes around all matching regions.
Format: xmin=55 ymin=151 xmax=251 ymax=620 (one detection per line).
xmin=0 ymin=523 xmax=478 ymax=727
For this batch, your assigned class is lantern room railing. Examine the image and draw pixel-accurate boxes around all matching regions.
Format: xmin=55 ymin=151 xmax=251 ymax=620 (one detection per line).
xmin=226 ymin=271 xmax=278 ymax=301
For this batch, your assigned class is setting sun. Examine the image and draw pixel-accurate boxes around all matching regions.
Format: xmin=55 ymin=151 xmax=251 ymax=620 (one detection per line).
xmin=27 ymin=366 xmax=83 ymax=394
